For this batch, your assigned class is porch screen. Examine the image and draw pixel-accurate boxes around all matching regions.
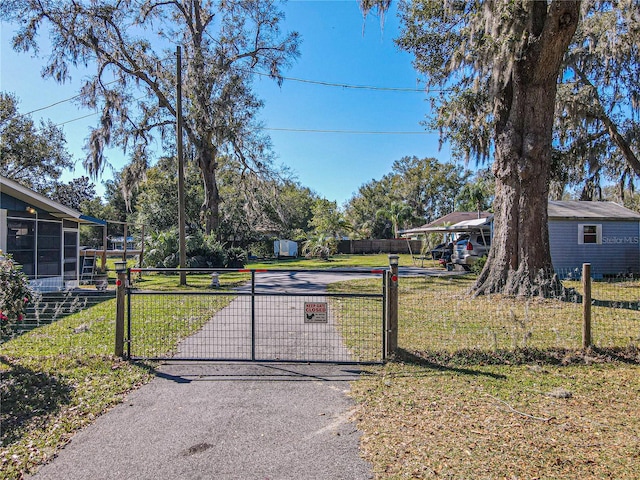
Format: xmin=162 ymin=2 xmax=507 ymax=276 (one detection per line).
xmin=37 ymin=221 xmax=62 ymax=277
xmin=6 ymin=218 xmax=35 ymax=276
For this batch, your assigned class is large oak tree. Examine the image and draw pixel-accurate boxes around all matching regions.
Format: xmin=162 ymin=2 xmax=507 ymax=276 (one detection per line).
xmin=365 ymin=0 xmax=639 ymax=296
xmin=1 ymin=0 xmax=300 ymax=235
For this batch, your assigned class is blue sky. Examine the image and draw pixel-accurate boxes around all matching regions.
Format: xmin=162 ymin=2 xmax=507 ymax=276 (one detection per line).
xmin=1 ymin=1 xmax=452 ymax=206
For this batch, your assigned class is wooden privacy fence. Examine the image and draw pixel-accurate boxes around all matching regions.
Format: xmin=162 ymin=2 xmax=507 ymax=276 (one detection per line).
xmin=338 ymin=239 xmax=423 ymax=255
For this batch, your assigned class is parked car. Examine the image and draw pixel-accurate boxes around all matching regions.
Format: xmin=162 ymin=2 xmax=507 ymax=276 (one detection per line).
xmin=430 ymin=242 xmax=448 ymax=260
xmin=431 ymin=234 xmax=468 ymax=260
xmin=451 ymin=232 xmax=491 ymax=270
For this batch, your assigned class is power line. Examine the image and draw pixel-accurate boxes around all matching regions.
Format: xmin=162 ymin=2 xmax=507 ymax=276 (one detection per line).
xmin=55 ymin=112 xmax=98 ymax=127
xmin=15 ymin=78 xmax=119 ymax=119
xmin=11 ymin=55 xmax=176 ymax=120
xmin=265 ymin=127 xmax=434 ymax=135
xmin=53 ymin=111 xmax=434 ymax=135
xmin=249 ymin=70 xmax=435 ymax=92
xmin=17 ymin=67 xmax=438 ymax=123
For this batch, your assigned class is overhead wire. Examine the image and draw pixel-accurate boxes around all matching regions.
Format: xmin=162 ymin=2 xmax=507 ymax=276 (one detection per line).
xmin=264 ymin=127 xmax=434 ymax=135
xmin=10 ymin=53 xmax=176 ymax=121
xmin=14 ymin=52 xmax=441 ymax=133
xmin=248 ymin=69 xmax=449 ymax=93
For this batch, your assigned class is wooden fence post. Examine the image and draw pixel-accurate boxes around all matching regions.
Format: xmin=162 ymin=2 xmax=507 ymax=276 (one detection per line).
xmin=582 ymin=263 xmax=592 ymax=349
xmin=115 ymin=264 xmax=127 ymax=358
xmin=386 ymin=254 xmax=399 ymax=358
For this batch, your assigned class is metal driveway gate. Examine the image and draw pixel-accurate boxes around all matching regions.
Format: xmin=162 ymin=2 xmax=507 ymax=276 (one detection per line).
xmin=124 ymin=268 xmax=387 ymax=363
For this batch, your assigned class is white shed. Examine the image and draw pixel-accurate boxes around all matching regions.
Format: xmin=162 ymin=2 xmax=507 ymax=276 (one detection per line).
xmin=274 ymin=239 xmax=298 ymax=257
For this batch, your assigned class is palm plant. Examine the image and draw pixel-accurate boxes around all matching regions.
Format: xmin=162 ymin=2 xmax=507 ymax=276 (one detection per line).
xmin=376 ymin=202 xmax=413 ymax=238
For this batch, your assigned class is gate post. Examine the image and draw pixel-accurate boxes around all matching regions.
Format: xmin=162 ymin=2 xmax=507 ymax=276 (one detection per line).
xmin=115 ymin=262 xmax=127 ymax=358
xmin=386 ymin=255 xmax=399 ymax=358
xmin=582 ymin=263 xmax=592 ymax=349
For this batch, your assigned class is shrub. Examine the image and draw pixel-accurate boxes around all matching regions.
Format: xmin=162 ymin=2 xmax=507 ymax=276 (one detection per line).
xmin=145 ymin=230 xmax=180 ymax=268
xmin=247 ymin=239 xmax=273 ymax=258
xmin=471 ymin=256 xmax=487 ymax=275
xmin=225 ymin=247 xmax=247 ymax=268
xmin=143 ymin=229 xmax=243 ymax=269
xmin=302 ymin=234 xmax=337 ymax=260
xmin=200 ymin=233 xmax=226 ymax=267
xmin=0 ymin=252 xmax=34 ymax=340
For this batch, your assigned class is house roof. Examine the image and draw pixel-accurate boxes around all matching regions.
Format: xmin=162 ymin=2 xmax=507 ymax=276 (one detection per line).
xmin=1 ymin=175 xmax=106 ymax=224
xmin=548 ymin=201 xmax=640 ymax=221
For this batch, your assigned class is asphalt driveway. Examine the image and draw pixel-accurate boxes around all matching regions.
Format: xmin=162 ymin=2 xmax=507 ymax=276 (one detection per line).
xmin=30 ymin=270 xmax=377 ymax=479
xmin=30 ymin=362 xmax=373 ymax=480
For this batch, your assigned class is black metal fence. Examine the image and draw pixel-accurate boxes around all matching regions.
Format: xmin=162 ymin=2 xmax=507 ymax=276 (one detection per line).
xmin=125 ymin=268 xmax=387 ymax=363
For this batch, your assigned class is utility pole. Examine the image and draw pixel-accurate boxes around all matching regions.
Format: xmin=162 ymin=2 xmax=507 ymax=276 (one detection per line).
xmin=176 ymin=45 xmax=187 ymax=286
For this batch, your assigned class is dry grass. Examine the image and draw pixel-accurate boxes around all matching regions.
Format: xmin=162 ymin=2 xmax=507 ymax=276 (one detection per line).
xmin=351 ymin=361 xmax=640 ymax=479
xmin=335 ymin=273 xmax=640 ymax=479
xmin=399 ymin=275 xmax=639 ymax=352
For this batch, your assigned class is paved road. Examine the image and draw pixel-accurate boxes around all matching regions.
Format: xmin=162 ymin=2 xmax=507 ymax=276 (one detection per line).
xmin=30 ymin=270 xmax=377 ymax=480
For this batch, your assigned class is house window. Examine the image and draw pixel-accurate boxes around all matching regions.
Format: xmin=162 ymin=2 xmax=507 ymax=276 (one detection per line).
xmin=578 ymin=224 xmax=602 ymax=245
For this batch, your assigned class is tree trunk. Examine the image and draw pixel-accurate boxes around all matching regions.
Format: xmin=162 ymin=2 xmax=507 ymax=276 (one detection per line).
xmin=197 ymin=143 xmax=220 ymax=235
xmin=473 ymin=1 xmax=581 ymax=297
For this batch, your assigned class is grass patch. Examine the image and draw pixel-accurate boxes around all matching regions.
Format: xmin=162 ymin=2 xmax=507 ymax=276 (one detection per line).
xmin=337 ymin=273 xmax=640 ymax=479
xmin=128 ymin=293 xmax=235 ymax=358
xmin=0 ymin=292 xmax=230 ymax=479
xmin=351 ymin=361 xmax=640 ymax=479
xmin=401 ymin=275 xmax=639 ymax=351
xmin=247 ymin=253 xmax=423 ymax=270
xmin=328 ymin=279 xmax=386 ymax=363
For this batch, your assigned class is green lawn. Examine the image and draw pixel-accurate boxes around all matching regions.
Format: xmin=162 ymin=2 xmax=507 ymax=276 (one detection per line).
xmin=2 ymin=254 xmax=638 ymax=479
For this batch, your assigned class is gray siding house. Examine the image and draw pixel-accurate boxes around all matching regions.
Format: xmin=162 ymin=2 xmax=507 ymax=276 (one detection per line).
xmin=548 ymin=201 xmax=640 ymax=278
xmin=1 ymin=175 xmax=104 ymax=291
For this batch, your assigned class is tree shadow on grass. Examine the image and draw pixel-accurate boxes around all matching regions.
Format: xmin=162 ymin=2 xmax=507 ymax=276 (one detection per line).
xmin=393 ymin=348 xmax=507 ymax=379
xmin=395 ymin=346 xmax=640 ymax=371
xmin=0 ymin=356 xmax=73 ymax=446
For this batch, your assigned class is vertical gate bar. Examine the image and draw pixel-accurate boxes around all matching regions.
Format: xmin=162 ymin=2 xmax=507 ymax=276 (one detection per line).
xmin=251 ymin=270 xmax=256 ymax=361
xmin=115 ymin=266 xmax=126 ymax=358
xmin=386 ymin=256 xmax=399 ymax=357
xmin=126 ymin=269 xmax=131 ymax=359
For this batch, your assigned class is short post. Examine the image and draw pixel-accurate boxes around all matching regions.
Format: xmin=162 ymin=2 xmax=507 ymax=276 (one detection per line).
xmin=386 ymin=254 xmax=399 ymax=358
xmin=115 ymin=261 xmax=127 ymax=358
xmin=582 ymin=263 xmax=592 ymax=349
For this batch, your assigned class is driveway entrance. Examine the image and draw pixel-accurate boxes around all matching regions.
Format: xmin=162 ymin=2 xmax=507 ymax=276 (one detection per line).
xmin=125 ymin=269 xmax=387 ymax=364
